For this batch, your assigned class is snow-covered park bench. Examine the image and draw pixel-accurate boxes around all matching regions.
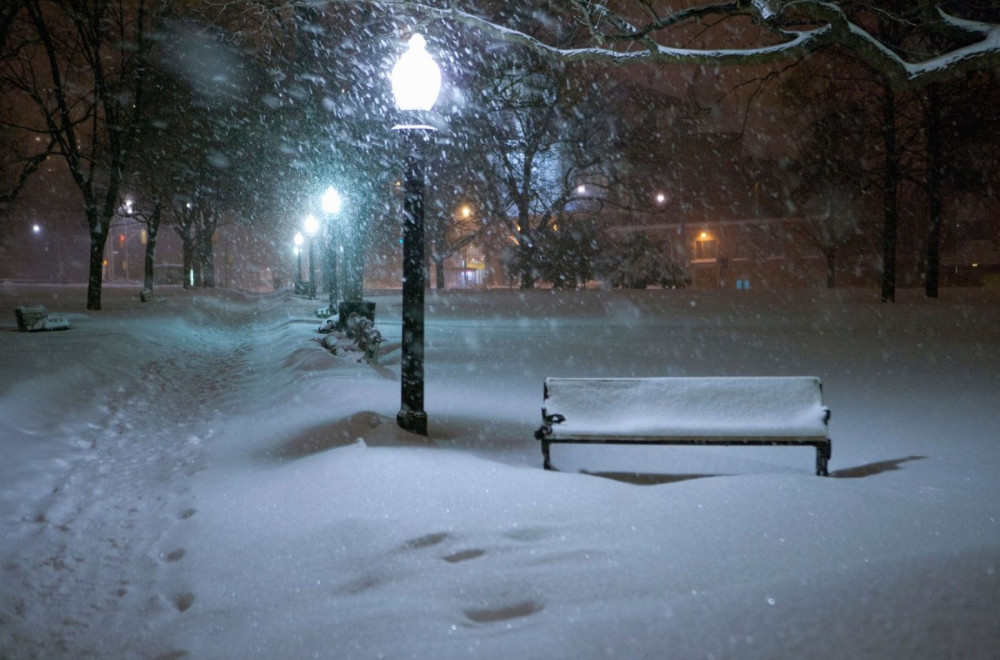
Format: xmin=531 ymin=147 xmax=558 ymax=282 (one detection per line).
xmin=534 ymin=376 xmax=832 ymax=476
xmin=14 ymin=305 xmax=70 ymax=332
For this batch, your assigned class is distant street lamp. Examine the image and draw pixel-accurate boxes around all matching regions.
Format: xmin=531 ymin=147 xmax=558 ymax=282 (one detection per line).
xmin=294 ymin=231 xmax=305 ymax=293
xmin=391 ymin=33 xmax=442 ymax=436
xmin=304 ymin=213 xmax=320 ymax=299
xmin=321 ymin=186 xmax=342 ymax=310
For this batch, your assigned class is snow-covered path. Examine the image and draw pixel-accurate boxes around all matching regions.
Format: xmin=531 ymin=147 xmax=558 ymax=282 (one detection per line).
xmin=1 ymin=289 xmax=275 ymax=656
xmin=2 ymin=284 xmax=999 ymax=659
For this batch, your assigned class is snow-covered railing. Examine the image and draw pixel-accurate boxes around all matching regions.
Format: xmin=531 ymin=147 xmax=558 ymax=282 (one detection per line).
xmin=534 ymin=376 xmax=831 ymax=475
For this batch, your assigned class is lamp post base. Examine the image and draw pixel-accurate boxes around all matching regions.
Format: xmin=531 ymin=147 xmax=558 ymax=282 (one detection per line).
xmin=396 ymin=408 xmax=427 ymax=436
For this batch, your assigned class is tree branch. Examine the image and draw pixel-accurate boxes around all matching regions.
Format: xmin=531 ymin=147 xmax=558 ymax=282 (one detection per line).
xmin=367 ymin=0 xmax=1000 ymax=91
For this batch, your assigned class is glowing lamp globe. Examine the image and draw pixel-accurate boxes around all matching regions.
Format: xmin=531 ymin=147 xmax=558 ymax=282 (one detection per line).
xmin=391 ymin=34 xmax=441 ymax=112
xmin=304 ymin=214 xmax=320 ymax=237
xmin=321 ymin=187 xmax=342 ymax=215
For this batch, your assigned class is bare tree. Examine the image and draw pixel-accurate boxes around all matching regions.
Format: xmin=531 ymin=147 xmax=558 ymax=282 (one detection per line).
xmin=423 ymin=191 xmax=488 ymax=290
xmin=597 ymin=230 xmax=687 ymax=290
xmin=453 ymin=48 xmax=626 ymax=288
xmin=0 ymin=0 xmax=171 ymax=309
xmin=802 ymin=185 xmax=866 ymax=288
xmin=0 ymin=0 xmax=177 ymax=310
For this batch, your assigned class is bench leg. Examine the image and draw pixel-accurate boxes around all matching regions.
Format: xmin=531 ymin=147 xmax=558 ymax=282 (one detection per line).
xmin=816 ymin=443 xmax=831 ymax=477
xmin=542 ymin=441 xmax=553 ymax=471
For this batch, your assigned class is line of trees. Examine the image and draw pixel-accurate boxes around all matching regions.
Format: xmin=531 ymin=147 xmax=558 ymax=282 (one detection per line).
xmin=2 ymin=1 xmax=999 ymax=307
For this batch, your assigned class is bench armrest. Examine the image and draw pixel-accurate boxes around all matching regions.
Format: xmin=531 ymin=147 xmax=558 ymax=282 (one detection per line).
xmin=534 ymin=413 xmax=566 ymax=440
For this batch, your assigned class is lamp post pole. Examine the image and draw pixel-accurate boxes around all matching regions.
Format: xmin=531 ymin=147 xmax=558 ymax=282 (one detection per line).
xmin=321 ymin=186 xmax=342 ymax=312
xmin=398 ymin=135 xmax=429 ymax=435
xmin=391 ymin=33 xmax=441 ymax=437
xmin=293 ymin=232 xmax=304 ymax=293
xmin=304 ymin=214 xmax=320 ymax=300
xmin=327 ymin=220 xmax=338 ymax=311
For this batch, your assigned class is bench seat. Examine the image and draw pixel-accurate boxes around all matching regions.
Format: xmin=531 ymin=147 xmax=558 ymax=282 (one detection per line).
xmin=534 ymin=376 xmax=831 ymax=475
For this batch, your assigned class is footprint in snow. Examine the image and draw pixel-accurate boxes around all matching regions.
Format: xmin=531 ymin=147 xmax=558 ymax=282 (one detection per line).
xmin=464 ymin=600 xmax=543 ymax=623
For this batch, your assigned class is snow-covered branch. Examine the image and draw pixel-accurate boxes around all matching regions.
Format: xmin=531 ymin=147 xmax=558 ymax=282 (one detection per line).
xmin=428 ymin=3 xmax=830 ymax=68
xmin=767 ymin=2 xmax=1000 ymax=88
xmin=364 ymin=1 xmax=1000 ymax=90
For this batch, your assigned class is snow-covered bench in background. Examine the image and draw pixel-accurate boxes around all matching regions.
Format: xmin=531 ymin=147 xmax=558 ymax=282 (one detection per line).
xmin=14 ymin=305 xmax=70 ymax=332
xmin=534 ymin=376 xmax=832 ymax=476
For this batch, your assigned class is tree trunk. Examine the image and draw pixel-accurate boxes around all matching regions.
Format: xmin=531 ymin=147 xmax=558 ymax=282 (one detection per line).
xmin=925 ymin=83 xmax=943 ymax=299
xmin=85 ymin=199 xmax=114 ymax=310
xmin=194 ymin=212 xmax=216 ymax=288
xmin=434 ymin=256 xmax=446 ymax=289
xmin=87 ymin=230 xmax=106 ymax=311
xmin=517 ymin=235 xmax=535 ymax=289
xmin=880 ymin=84 xmax=899 ymax=303
xmin=182 ymin=240 xmax=194 ymax=288
xmin=826 ymin=247 xmax=837 ymax=288
xmin=142 ymin=202 xmax=162 ymax=300
xmin=519 ymin=253 xmax=534 ymax=289
xmin=201 ymin=245 xmax=216 ymax=288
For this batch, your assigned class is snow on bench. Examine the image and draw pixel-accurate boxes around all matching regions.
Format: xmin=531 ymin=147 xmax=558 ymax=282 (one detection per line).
xmin=14 ymin=306 xmax=70 ymax=332
xmin=534 ymin=376 xmax=832 ymax=476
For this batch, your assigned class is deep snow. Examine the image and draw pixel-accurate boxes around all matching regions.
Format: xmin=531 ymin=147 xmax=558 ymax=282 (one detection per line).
xmin=1 ymin=282 xmax=998 ymax=659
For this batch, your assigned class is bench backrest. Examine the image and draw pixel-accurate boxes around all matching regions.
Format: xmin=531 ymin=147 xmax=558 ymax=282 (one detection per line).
xmin=542 ymin=376 xmax=829 ymax=439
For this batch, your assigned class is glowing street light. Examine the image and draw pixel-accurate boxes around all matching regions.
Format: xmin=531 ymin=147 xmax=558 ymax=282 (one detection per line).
xmin=321 ymin=187 xmax=342 ymax=215
xmin=390 ymin=34 xmax=441 ymax=115
xmin=391 ymin=32 xmax=442 ymax=436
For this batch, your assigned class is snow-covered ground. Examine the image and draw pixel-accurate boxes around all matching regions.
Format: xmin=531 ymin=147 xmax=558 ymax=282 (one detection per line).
xmin=1 ymin=282 xmax=998 ymax=659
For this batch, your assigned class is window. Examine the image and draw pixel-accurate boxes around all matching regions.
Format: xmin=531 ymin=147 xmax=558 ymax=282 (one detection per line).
xmin=695 ymin=238 xmax=717 ymax=260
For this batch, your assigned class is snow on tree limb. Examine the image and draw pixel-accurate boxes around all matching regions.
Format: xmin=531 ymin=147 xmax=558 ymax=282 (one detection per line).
xmin=763 ymin=2 xmax=1000 ymax=89
xmin=439 ymin=5 xmax=830 ymax=68
xmin=367 ymin=1 xmax=1000 ymax=91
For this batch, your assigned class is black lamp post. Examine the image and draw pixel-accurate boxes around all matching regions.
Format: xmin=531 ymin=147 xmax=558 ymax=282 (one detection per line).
xmin=293 ymin=232 xmax=304 ymax=293
xmin=304 ymin=214 xmax=320 ymax=300
xmin=321 ymin=186 xmax=341 ymax=311
xmin=391 ymin=33 xmax=441 ymax=436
